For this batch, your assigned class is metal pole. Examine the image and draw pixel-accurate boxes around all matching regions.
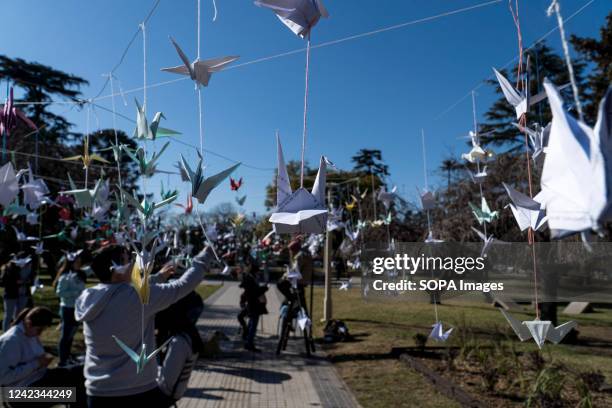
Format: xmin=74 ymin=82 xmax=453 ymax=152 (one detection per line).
xmin=323 ymin=188 xmax=333 ymax=322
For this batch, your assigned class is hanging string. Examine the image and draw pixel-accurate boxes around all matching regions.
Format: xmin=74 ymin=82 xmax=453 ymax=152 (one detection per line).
xmin=508 ymin=0 xmax=523 ymax=88
xmin=107 ymin=73 xmax=123 ymax=189
xmin=211 ymin=0 xmax=218 ymax=22
xmin=300 ymin=34 xmax=312 ymax=188
xmin=421 ymin=129 xmax=433 ymax=236
xmin=198 ymin=88 xmax=204 ymax=158
xmin=140 ymin=22 xmax=147 ymax=114
xmin=85 ymin=104 xmax=91 ymax=187
xmin=510 ymin=2 xmax=540 ymax=319
xmin=197 ymin=0 xmax=201 ymax=60
xmin=547 ymin=0 xmax=584 ymax=121
xmin=196 ymin=209 xmax=223 ymax=263
xmin=471 ymin=91 xmax=487 ymax=238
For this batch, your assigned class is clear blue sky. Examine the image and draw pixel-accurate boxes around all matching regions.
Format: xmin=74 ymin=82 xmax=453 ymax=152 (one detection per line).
xmin=1 ymin=0 xmax=608 ymax=215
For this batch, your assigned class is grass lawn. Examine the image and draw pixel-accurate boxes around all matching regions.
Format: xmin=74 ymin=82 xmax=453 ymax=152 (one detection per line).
xmin=0 ymin=272 xmax=221 ymax=363
xmin=309 ymin=286 xmax=612 ymax=408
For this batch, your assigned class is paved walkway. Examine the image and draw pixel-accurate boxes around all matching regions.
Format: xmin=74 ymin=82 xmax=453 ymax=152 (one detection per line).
xmin=179 ymin=282 xmax=361 ymax=408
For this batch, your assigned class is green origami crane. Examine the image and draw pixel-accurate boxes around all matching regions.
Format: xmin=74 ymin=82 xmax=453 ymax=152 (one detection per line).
xmin=469 ymin=197 xmax=498 ymax=225
xmin=160 ymin=182 xmax=179 ymax=203
xmin=179 ymin=155 xmax=240 ymax=205
xmin=112 ymin=336 xmax=172 ymax=374
xmin=124 ymin=142 xmax=170 ymax=178
xmin=133 ymin=99 xmax=180 ymax=141
xmin=43 ymin=230 xmax=75 ymax=246
xmin=119 ymin=187 xmax=177 ymax=221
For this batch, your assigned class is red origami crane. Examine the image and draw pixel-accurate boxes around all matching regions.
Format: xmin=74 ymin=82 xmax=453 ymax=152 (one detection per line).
xmin=0 ymin=87 xmax=38 ymax=136
xmin=230 ymin=177 xmax=243 ymax=191
xmin=175 ymin=193 xmax=193 ymax=215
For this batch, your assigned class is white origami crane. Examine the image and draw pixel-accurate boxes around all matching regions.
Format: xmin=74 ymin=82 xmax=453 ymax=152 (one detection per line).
xmin=130 ymin=239 xmax=166 ymax=304
xmin=11 ymin=256 xmax=31 ymax=268
xmin=255 ymin=0 xmax=329 ymax=38
xmin=538 ymin=80 xmax=611 ymax=238
xmin=161 ymin=37 xmax=238 ymax=88
xmin=179 ymin=155 xmax=241 ymax=205
xmin=429 ymin=322 xmax=453 ymax=342
xmin=286 ymin=265 xmax=302 ymax=288
xmin=0 ymin=162 xmax=21 ymax=207
xmin=471 ymin=227 xmax=495 ymax=257
xmin=500 ymin=309 xmax=576 ymax=349
xmin=65 ymin=249 xmax=83 ymax=262
xmin=424 ymin=230 xmax=444 ymax=244
xmin=345 ymin=227 xmax=359 ymax=242
xmin=327 ymin=207 xmax=344 ymax=231
xmin=339 ymin=278 xmax=352 ymax=291
xmin=377 ymin=186 xmax=397 ymax=209
xmin=60 ymin=174 xmax=103 ymax=209
xmin=30 ymin=278 xmax=44 ymax=295
xmin=462 ymin=145 xmax=492 ymax=164
xmin=468 ymin=166 xmax=488 ymax=184
xmin=133 ymin=99 xmax=179 ymax=141
xmin=12 ymin=226 xmax=38 ymax=242
xmin=31 ymin=242 xmax=46 ymax=255
xmin=269 ymin=136 xmax=327 ymax=234
xmin=503 ymin=183 xmax=548 ymax=232
xmin=21 ymin=165 xmax=51 ymax=210
xmin=493 ymin=68 xmax=556 ymax=120
xmin=297 ymin=307 xmax=311 ymax=330
xmin=26 ymin=212 xmax=38 ymax=226
xmin=419 ymin=188 xmax=436 ymax=211
xmin=513 ymin=122 xmax=551 ymax=163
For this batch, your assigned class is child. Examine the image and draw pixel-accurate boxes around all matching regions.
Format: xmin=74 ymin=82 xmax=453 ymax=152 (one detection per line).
xmin=75 ymin=244 xmax=212 ymax=407
xmin=156 ymin=290 xmax=204 ymax=404
xmin=54 ymin=250 xmax=86 ymax=366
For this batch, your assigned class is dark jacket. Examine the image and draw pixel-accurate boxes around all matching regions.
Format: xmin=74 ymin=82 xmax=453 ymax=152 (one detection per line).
xmin=239 ymin=273 xmax=268 ymax=316
xmin=0 ymin=264 xmax=20 ymax=299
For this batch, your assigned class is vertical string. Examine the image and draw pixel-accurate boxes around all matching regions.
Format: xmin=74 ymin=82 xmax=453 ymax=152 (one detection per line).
xmin=471 ymin=91 xmax=487 ymax=238
xmin=198 ymin=87 xmax=204 ymax=158
xmin=421 ymin=129 xmax=433 ymax=237
xmin=197 ymin=0 xmax=201 ymax=60
xmin=510 ymin=1 xmax=540 ymax=319
xmin=300 ymin=34 xmax=312 ymax=188
xmin=2 ymin=81 xmax=7 ymax=163
xmin=108 ymin=74 xmax=123 ymax=189
xmin=85 ymin=104 xmax=90 ymax=187
xmin=141 ymin=23 xmax=147 ymax=115
xmin=547 ymin=0 xmax=583 ymax=121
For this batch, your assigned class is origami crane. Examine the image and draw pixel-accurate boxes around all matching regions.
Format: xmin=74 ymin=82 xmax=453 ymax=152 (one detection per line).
xmin=235 ymin=195 xmax=246 ymax=206
xmin=419 ymin=189 xmax=436 ymax=211
xmin=60 ymin=174 xmax=103 ymax=208
xmin=538 ymin=80 xmax=612 ymax=238
xmin=0 ymin=162 xmax=21 ymax=207
xmin=161 ymin=37 xmax=239 ymax=88
xmin=11 ymin=256 xmax=31 ymax=268
xmin=43 ymin=230 xmax=75 ymax=245
xmin=30 ymin=278 xmax=44 ymax=295
xmin=493 ymin=67 xmax=556 ymax=120
xmin=429 ymin=322 xmax=453 ymax=342
xmin=230 ymin=177 xmax=243 ymax=191
xmin=130 ymin=239 xmax=166 ymax=304
xmin=468 ymin=166 xmax=488 ymax=184
xmin=471 ymin=227 xmax=495 ymax=257
xmin=344 ymin=196 xmax=357 ymax=211
xmin=63 ymin=135 xmax=110 ymax=170
xmin=179 ymin=155 xmax=241 ymax=205
xmin=345 ymin=227 xmax=359 ymax=242
xmin=112 ymin=335 xmax=172 ymax=374
xmin=231 ymin=213 xmax=246 ymax=229
xmin=424 ymin=231 xmax=444 ymax=244
xmin=3 ymin=199 xmax=28 ymax=219
xmin=356 ymin=220 xmax=368 ymax=230
xmin=500 ymin=309 xmax=577 ymax=349
xmin=123 ymin=142 xmax=170 ymax=178
xmin=133 ymin=99 xmax=180 ymax=140
xmin=339 ymin=278 xmax=352 ymax=291
xmin=255 ymin=0 xmax=329 ymax=38
xmin=21 ymin=165 xmax=51 ymax=210
xmin=297 ymin=308 xmax=311 ymax=330
xmin=269 ymin=136 xmax=327 ymax=234
xmin=513 ymin=122 xmax=551 ymax=163
xmin=120 ymin=187 xmax=177 ymax=221
xmin=175 ymin=194 xmax=193 ymax=215
xmin=503 ymin=183 xmax=547 ymax=232
xmin=0 ymin=87 xmax=37 ymax=136
xmin=64 ymin=249 xmax=83 ymax=262
xmin=31 ymin=242 xmax=46 ymax=255
xmin=377 ymin=186 xmax=397 ymax=209
xmin=469 ymin=197 xmax=498 ymax=225
xmin=12 ymin=226 xmax=38 ymax=242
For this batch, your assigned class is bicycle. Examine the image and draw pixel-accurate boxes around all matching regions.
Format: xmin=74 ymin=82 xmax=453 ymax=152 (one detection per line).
xmin=276 ymin=281 xmax=316 ymax=356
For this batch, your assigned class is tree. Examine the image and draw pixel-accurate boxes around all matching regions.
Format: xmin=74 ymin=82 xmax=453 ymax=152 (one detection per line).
xmin=480 ymin=42 xmax=587 ymax=151
xmin=571 ymin=12 xmax=612 ymax=125
xmin=351 ymin=148 xmax=389 ymax=178
xmin=0 ymin=55 xmax=88 ymax=138
xmin=438 ymin=157 xmax=462 ymax=194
